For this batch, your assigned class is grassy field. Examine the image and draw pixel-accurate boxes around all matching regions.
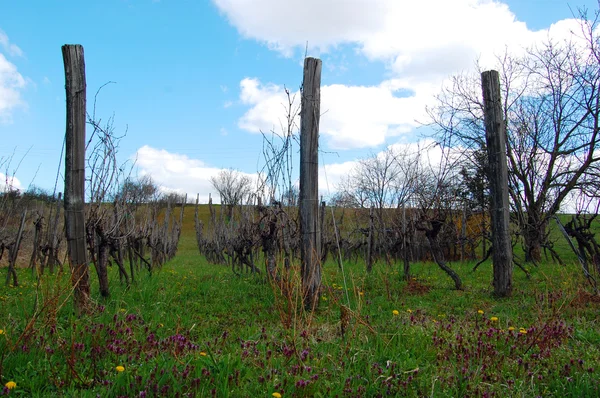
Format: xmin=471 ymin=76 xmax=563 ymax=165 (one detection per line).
xmin=0 ymin=205 xmax=599 ymax=397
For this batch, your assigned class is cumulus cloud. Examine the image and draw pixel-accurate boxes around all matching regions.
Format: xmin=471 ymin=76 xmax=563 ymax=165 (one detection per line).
xmin=0 ymin=53 xmax=26 ymax=122
xmin=0 ymin=29 xmax=26 ymax=122
xmin=132 ymin=138 xmax=468 ymax=204
xmin=133 ymin=145 xmax=258 ymax=203
xmin=0 ymin=172 xmax=23 ymax=192
xmin=213 ymin=0 xmax=581 ymax=78
xmin=219 ymin=1 xmax=589 ymax=149
xmin=238 ymin=77 xmax=435 ymax=149
xmin=133 ymin=144 xmax=362 ymax=203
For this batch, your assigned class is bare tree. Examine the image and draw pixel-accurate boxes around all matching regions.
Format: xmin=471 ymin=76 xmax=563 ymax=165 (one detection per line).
xmin=210 ymin=168 xmax=252 ymax=209
xmin=412 ymin=145 xmax=464 ymax=290
xmin=429 ymin=12 xmax=600 ymax=262
xmin=115 ymin=175 xmax=158 ymax=206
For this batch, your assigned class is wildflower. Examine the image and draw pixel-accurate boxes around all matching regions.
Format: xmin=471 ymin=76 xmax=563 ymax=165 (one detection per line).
xmin=116 ymin=366 xmax=125 ymax=372
xmin=359 ymin=291 xmax=364 ymax=296
xmin=5 ymin=381 xmax=16 ymax=389
xmin=392 ymin=310 xmax=399 ymax=316
xmin=490 ymin=316 xmax=499 ymax=322
xmin=508 ymin=326 xmax=515 ymax=331
xmin=272 ymin=393 xmax=282 ymax=398
xmin=0 ymin=329 xmax=4 ymax=335
xmin=199 ymin=352 xmax=207 ymax=356
xmin=477 ymin=310 xmax=484 ymax=315
xmin=519 ymin=328 xmax=527 ymax=334
xmin=119 ymin=308 xmax=126 ymax=313
xmin=407 ymin=309 xmax=413 ymax=313
xmin=158 ymin=323 xmax=164 ymax=328
xmin=322 ymin=296 xmax=328 ymax=301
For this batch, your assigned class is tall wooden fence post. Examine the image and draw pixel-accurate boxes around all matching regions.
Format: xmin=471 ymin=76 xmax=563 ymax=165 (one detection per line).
xmin=299 ymin=57 xmax=322 ymax=311
xmin=481 ymin=70 xmax=513 ymax=297
xmin=63 ymin=44 xmax=91 ymax=315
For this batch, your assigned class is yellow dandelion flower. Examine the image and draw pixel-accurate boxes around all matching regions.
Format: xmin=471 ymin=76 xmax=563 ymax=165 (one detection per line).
xmin=119 ymin=308 xmax=126 ymax=313
xmin=407 ymin=309 xmax=412 ymax=313
xmin=490 ymin=316 xmax=499 ymax=322
xmin=158 ymin=323 xmax=164 ymax=328
xmin=519 ymin=328 xmax=527 ymax=334
xmin=199 ymin=352 xmax=207 ymax=356
xmin=0 ymin=329 xmax=4 ymax=335
xmin=508 ymin=326 xmax=515 ymax=331
xmin=5 ymin=381 xmax=16 ymax=390
xmin=392 ymin=310 xmax=399 ymax=316
xmin=272 ymin=393 xmax=282 ymax=398
xmin=359 ymin=291 xmax=364 ymax=296
xmin=477 ymin=310 xmax=484 ymax=315
xmin=115 ymin=366 xmax=125 ymax=372
xmin=322 ymin=296 xmax=328 ymax=301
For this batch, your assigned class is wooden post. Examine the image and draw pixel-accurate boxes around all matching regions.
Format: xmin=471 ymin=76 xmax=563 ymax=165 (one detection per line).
xmin=299 ymin=57 xmax=322 ymax=311
xmin=366 ymin=206 xmax=374 ymax=273
xmin=481 ymin=70 xmax=513 ymax=297
xmin=29 ymin=212 xmax=43 ymax=277
xmin=402 ymin=203 xmax=410 ymax=280
xmin=461 ymin=204 xmax=467 ymax=262
xmin=49 ymin=192 xmax=62 ymax=274
xmin=6 ymin=210 xmax=26 ymax=286
xmin=63 ymin=44 xmax=91 ymax=315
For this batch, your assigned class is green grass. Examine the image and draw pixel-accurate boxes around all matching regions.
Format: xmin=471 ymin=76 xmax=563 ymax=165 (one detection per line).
xmin=0 ymin=207 xmax=599 ymax=397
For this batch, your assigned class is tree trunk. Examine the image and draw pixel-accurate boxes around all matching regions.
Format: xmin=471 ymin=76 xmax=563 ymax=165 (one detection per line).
xmin=524 ymin=213 xmax=543 ymax=263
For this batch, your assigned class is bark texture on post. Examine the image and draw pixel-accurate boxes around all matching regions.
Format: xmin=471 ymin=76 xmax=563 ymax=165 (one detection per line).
xmin=299 ymin=57 xmax=322 ymax=311
xmin=481 ymin=70 xmax=513 ymax=297
xmin=366 ymin=206 xmax=374 ymax=273
xmin=6 ymin=210 xmax=26 ymax=286
xmin=63 ymin=44 xmax=91 ymax=315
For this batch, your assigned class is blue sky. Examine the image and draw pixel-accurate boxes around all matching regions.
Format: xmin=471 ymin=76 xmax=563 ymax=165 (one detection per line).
xmin=1 ymin=0 xmax=597 ymax=202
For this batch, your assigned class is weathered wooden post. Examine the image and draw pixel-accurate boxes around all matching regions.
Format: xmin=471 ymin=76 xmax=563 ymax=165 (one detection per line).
xmin=402 ymin=203 xmax=410 ymax=280
xmin=63 ymin=44 xmax=91 ymax=315
xmin=299 ymin=57 xmax=322 ymax=310
xmin=366 ymin=206 xmax=375 ymax=273
xmin=5 ymin=210 xmax=26 ymax=286
xmin=481 ymin=70 xmax=513 ymax=297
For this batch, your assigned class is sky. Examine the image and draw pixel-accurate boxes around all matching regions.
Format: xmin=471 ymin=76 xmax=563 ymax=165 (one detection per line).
xmin=1 ymin=0 xmax=598 ymax=203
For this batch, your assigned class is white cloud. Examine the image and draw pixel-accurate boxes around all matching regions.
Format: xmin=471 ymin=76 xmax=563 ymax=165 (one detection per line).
xmin=238 ymin=77 xmax=435 ymax=149
xmin=219 ymin=0 xmax=589 ymax=148
xmin=213 ymin=0 xmax=389 ymax=56
xmin=133 ymin=139 xmax=467 ymax=204
xmin=319 ymin=158 xmax=356 ymax=196
xmin=0 ymin=29 xmax=23 ymax=57
xmin=212 ymin=0 xmax=582 ymax=77
xmin=0 ymin=53 xmax=26 ymax=122
xmin=133 ymin=145 xmax=257 ymax=203
xmin=0 ymin=172 xmax=23 ymax=192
